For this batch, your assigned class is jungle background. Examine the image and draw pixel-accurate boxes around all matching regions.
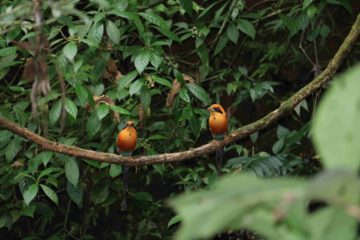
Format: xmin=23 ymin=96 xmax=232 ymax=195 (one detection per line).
xmin=0 ymin=0 xmax=360 ymax=239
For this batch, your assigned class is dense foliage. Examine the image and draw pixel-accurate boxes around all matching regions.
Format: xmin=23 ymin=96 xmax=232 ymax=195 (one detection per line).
xmin=0 ymin=0 xmax=359 ymax=239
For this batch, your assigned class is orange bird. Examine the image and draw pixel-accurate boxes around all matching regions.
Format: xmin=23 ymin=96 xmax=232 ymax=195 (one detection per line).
xmin=208 ymin=104 xmax=228 ymax=174
xmin=116 ymin=121 xmax=137 ymax=211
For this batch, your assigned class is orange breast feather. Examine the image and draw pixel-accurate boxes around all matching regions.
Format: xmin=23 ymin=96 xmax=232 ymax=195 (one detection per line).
xmin=117 ymin=127 xmax=137 ymax=152
xmin=209 ymin=112 xmax=228 ymax=135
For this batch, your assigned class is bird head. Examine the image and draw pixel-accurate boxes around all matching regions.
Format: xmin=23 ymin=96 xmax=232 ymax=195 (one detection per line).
xmin=207 ymin=104 xmax=225 ymax=115
xmin=125 ymin=121 xmax=135 ymax=128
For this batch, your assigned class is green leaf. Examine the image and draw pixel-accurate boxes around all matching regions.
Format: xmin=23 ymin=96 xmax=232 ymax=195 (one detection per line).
xmin=153 ymin=76 xmax=172 ymax=88
xmin=109 ymin=164 xmax=122 ymax=177
xmin=49 ymin=100 xmax=62 ymax=125
xmin=96 ymin=103 xmax=109 ymax=120
xmin=312 ymin=65 xmax=360 ymax=171
xmin=309 ymin=206 xmax=357 ymax=240
xmin=118 ymin=71 xmax=138 ymax=89
xmin=106 ymin=20 xmax=120 ymax=44
xmin=129 ymin=79 xmax=144 ymax=96
xmin=109 ymin=105 xmax=131 ymax=115
xmin=87 ymin=113 xmax=101 ymax=137
xmin=139 ymin=12 xmax=169 ymax=29
xmin=134 ymin=51 xmax=151 ymax=73
xmin=226 ymin=23 xmax=239 ymax=44
xmin=155 ymin=26 xmax=181 ymax=42
xmin=65 ymin=158 xmax=79 ymax=187
xmin=63 ymin=42 xmax=78 ymax=62
xmin=40 ymin=184 xmax=58 ymax=205
xmin=168 ymin=215 xmax=182 ymax=228
xmin=75 ymin=84 xmax=88 ymax=106
xmin=179 ymin=0 xmax=193 ymax=15
xmin=5 ymin=137 xmax=21 ymax=162
xmin=303 ymin=0 xmax=314 ymax=9
xmin=214 ymin=34 xmax=229 ymax=56
xmin=179 ymin=88 xmax=190 ymax=103
xmin=272 ymin=138 xmax=284 ymax=154
xmin=32 ymin=151 xmax=53 ymax=171
xmin=186 ymin=83 xmax=211 ymax=105
xmin=66 ymin=181 xmax=83 ymax=208
xmin=64 ymin=98 xmax=78 ymax=119
xmin=23 ymin=184 xmax=39 ymax=206
xmin=88 ymin=23 xmax=104 ymax=46
xmin=150 ymin=52 xmax=162 ymax=69
xmin=237 ymin=19 xmax=256 ymax=40
xmin=170 ymin=173 xmax=305 ymax=240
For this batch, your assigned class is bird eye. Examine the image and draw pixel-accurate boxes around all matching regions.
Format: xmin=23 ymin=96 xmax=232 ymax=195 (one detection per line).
xmin=214 ymin=107 xmax=223 ymax=114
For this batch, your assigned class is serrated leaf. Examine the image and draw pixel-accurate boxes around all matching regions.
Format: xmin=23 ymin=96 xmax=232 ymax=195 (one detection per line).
xmin=106 ymin=20 xmax=120 ymax=44
xmin=23 ymin=184 xmax=39 ymax=206
xmin=88 ymin=23 xmax=104 ymax=46
xmin=49 ymin=100 xmax=62 ymax=125
xmin=40 ymin=184 xmax=58 ymax=205
xmin=65 ymin=158 xmax=79 ymax=187
xmin=129 ymin=80 xmax=144 ymax=96
xmin=186 ymin=83 xmax=211 ymax=105
xmin=238 ymin=19 xmax=256 ymax=40
xmin=226 ymin=23 xmax=239 ymax=44
xmin=63 ymin=42 xmax=78 ymax=62
xmin=64 ymin=98 xmax=78 ymax=119
xmin=134 ymin=51 xmax=151 ymax=73
xmin=150 ymin=52 xmax=162 ymax=69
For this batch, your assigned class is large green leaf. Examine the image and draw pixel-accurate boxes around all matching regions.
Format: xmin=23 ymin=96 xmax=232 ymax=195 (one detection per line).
xmin=63 ymin=42 xmax=78 ymax=62
xmin=5 ymin=137 xmax=21 ymax=162
xmin=237 ymin=19 xmax=256 ymax=40
xmin=23 ymin=184 xmax=39 ymax=206
xmin=106 ymin=20 xmax=120 ymax=44
xmin=170 ymin=173 xmax=305 ymax=240
xmin=185 ymin=83 xmax=211 ymax=105
xmin=49 ymin=100 xmax=62 ymax=125
xmin=64 ymin=98 xmax=78 ymax=119
xmin=40 ymin=184 xmax=58 ymax=205
xmin=134 ymin=51 xmax=151 ymax=73
xmin=65 ymin=158 xmax=79 ymax=187
xmin=66 ymin=181 xmax=83 ymax=208
xmin=226 ymin=22 xmax=239 ymax=44
xmin=312 ymin=65 xmax=360 ymax=171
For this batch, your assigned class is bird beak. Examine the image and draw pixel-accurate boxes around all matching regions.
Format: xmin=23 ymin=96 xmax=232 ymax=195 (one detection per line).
xmin=207 ymin=107 xmax=214 ymax=112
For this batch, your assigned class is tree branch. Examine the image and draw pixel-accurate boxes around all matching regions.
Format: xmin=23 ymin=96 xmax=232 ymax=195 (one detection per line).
xmin=1 ymin=14 xmax=359 ymax=166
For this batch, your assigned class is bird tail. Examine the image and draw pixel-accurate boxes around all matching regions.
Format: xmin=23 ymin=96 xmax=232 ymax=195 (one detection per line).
xmin=215 ymin=148 xmax=223 ymax=176
xmin=121 ymin=166 xmax=129 ymax=211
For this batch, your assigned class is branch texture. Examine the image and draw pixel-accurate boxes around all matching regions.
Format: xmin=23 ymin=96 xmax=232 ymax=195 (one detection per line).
xmin=1 ymin=14 xmax=359 ymax=166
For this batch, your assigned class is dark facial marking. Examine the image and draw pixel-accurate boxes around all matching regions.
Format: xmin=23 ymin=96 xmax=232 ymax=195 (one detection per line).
xmin=214 ymin=107 xmax=223 ymax=114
